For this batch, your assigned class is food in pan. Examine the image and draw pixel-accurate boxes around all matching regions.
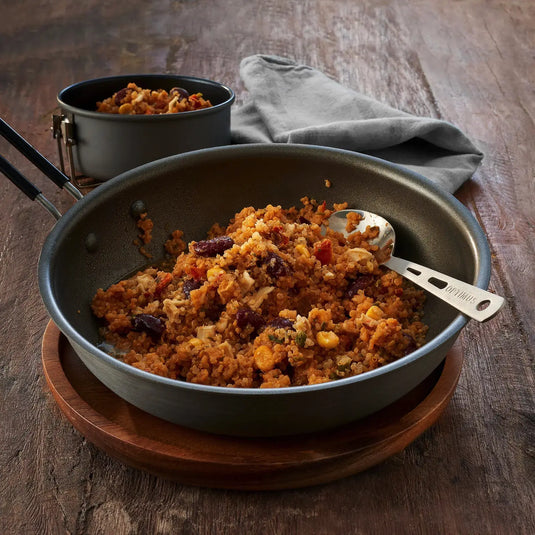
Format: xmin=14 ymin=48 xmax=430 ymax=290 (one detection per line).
xmin=91 ymin=198 xmax=428 ymax=388
xmin=96 ymin=82 xmax=212 ymax=115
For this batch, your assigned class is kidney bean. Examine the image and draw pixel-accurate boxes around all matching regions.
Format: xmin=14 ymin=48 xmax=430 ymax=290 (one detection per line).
xmin=183 ymin=278 xmax=202 ymax=298
xmin=345 ymin=274 xmax=375 ymax=298
xmin=236 ymin=308 xmax=265 ymax=331
xmin=170 ymin=87 xmax=190 ymax=100
xmin=193 ymin=236 xmax=234 ymax=257
xmin=268 ymin=317 xmax=294 ymax=330
xmin=131 ymin=314 xmax=165 ymax=339
xmin=114 ymin=87 xmax=128 ymax=105
xmin=265 ymin=252 xmax=290 ymax=278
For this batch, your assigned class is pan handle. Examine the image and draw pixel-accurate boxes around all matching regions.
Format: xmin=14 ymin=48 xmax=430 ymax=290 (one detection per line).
xmin=0 ymin=117 xmax=83 ymax=201
xmin=0 ymin=155 xmax=62 ymax=220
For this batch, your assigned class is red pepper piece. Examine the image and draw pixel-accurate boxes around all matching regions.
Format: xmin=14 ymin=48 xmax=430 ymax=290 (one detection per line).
xmin=187 ymin=266 xmax=206 ymax=281
xmin=154 ymin=273 xmax=173 ymax=296
xmin=314 ymin=239 xmax=333 ymax=265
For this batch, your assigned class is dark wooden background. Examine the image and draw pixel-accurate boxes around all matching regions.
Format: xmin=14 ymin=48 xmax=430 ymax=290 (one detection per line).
xmin=1 ymin=1 xmax=533 ymax=533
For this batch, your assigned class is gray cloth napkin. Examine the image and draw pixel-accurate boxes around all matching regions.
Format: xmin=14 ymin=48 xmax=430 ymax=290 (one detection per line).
xmin=231 ymin=55 xmax=483 ymax=192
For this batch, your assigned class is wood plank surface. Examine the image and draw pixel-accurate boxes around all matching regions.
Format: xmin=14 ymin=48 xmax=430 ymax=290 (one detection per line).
xmin=40 ymin=322 xmax=463 ymax=491
xmin=1 ymin=1 xmax=533 ymax=534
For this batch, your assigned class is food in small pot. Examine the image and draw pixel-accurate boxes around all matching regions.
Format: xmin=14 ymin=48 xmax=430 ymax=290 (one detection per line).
xmin=91 ymin=198 xmax=428 ymax=388
xmin=96 ymin=82 xmax=212 ymax=115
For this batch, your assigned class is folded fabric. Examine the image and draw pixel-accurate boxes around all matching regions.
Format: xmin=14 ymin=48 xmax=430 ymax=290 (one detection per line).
xmin=231 ymin=55 xmax=483 ymax=192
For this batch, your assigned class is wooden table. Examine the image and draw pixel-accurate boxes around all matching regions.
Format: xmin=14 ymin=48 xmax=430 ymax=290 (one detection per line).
xmin=1 ymin=1 xmax=533 ymax=533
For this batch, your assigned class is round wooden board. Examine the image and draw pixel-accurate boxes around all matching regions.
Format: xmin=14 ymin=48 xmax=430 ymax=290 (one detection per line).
xmin=41 ymin=321 xmax=463 ymax=490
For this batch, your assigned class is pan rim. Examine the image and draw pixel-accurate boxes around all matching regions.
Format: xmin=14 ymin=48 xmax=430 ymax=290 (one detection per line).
xmin=38 ymin=143 xmax=488 ymax=396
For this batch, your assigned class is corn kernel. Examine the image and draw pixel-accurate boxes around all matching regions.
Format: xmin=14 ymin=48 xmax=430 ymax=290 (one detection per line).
xmin=189 ymin=337 xmax=203 ymax=349
xmin=254 ymin=345 xmax=276 ymax=372
xmin=295 ymin=244 xmax=310 ymax=257
xmin=118 ymin=103 xmax=133 ymax=114
xmin=207 ymin=267 xmax=225 ymax=281
xmin=366 ymin=305 xmax=383 ymax=320
xmin=316 ymin=331 xmax=340 ymax=349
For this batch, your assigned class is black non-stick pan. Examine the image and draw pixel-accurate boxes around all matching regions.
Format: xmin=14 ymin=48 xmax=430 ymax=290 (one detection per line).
xmin=2 ymin=119 xmax=491 ymax=436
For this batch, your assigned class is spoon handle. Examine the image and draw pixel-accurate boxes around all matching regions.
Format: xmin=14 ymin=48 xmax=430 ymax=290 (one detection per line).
xmin=385 ymin=256 xmax=504 ymax=322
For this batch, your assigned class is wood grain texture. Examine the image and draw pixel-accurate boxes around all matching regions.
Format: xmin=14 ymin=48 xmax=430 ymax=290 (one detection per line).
xmin=41 ymin=322 xmax=463 ymax=491
xmin=1 ymin=0 xmax=533 ymax=533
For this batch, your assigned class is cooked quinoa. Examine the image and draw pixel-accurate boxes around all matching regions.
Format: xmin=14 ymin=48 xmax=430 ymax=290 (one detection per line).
xmin=96 ymin=82 xmax=212 ymax=115
xmin=91 ymin=198 xmax=428 ymax=388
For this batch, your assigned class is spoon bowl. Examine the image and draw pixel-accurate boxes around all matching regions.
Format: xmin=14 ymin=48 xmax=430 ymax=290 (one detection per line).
xmin=330 ymin=209 xmax=504 ymax=322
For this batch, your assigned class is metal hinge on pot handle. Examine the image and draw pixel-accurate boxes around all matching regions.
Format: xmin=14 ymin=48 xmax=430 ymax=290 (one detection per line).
xmin=52 ymin=114 xmax=76 ymax=180
xmin=52 ymin=114 xmax=99 ymax=189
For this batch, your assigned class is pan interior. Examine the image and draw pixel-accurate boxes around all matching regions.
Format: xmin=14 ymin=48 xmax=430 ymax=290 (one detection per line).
xmin=40 ymin=145 xmax=485 ymax=352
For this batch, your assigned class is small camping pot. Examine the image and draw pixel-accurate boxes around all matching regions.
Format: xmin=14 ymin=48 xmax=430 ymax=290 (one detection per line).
xmin=54 ymin=74 xmax=235 ymax=182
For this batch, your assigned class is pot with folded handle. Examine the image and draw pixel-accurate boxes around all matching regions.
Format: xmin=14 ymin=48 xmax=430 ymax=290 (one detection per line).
xmin=55 ymin=74 xmax=235 ymax=182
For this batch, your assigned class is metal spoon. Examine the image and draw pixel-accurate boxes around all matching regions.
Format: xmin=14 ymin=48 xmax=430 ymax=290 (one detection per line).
xmin=329 ymin=209 xmax=504 ymax=322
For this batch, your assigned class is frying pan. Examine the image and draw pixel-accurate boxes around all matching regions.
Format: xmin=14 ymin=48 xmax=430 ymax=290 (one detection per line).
xmin=2 ymin=120 xmax=491 ymax=436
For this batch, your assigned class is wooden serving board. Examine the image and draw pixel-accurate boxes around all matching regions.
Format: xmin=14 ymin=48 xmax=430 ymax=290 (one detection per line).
xmin=41 ymin=321 xmax=463 ymax=490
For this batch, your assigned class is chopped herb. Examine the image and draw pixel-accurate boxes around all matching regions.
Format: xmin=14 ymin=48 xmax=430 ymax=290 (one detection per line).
xmin=268 ymin=334 xmax=285 ymax=344
xmin=295 ymin=331 xmax=307 ymax=347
